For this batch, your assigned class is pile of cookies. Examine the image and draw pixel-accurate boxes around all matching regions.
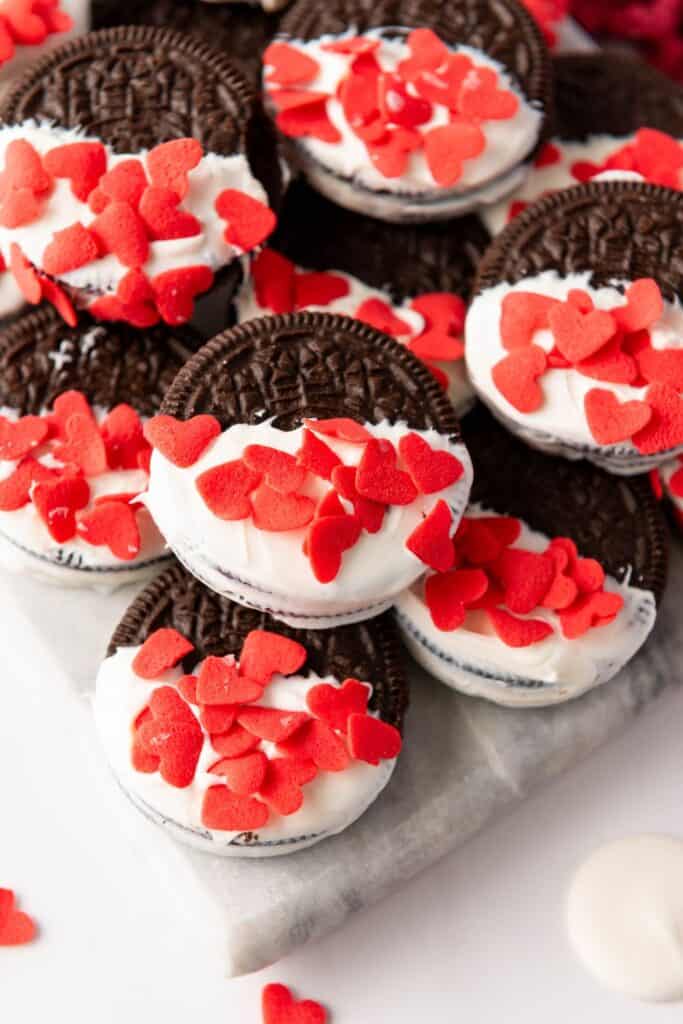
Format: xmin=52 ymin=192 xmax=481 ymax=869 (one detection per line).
xmin=0 ymin=0 xmax=679 ymax=856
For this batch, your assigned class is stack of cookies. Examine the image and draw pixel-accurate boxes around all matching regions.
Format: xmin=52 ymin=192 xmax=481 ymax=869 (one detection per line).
xmin=0 ymin=0 xmax=679 ymax=856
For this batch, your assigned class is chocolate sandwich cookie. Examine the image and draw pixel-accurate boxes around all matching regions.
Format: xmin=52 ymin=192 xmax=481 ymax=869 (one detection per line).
xmin=0 ymin=306 xmax=201 ymax=586
xmin=95 ymin=562 xmax=407 ymax=856
xmin=265 ymin=0 xmax=552 ymax=223
xmin=483 ymin=53 xmax=683 ymax=235
xmin=0 ymin=27 xmax=281 ymax=329
xmin=395 ymin=404 xmax=667 ymax=708
xmin=143 ymin=312 xmax=473 ymax=628
xmin=91 ymin=0 xmax=283 ymax=87
xmin=235 ymin=178 xmax=490 ymax=415
xmin=466 ymin=180 xmax=683 ymax=476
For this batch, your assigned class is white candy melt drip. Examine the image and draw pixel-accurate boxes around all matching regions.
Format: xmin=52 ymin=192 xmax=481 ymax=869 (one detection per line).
xmin=465 ymin=270 xmax=683 ymax=474
xmin=267 ymin=31 xmax=542 ymax=219
xmin=567 ymin=835 xmax=683 ymax=1003
xmin=0 ymin=122 xmax=268 ymax=299
xmin=94 ymin=646 xmax=396 ymax=856
xmin=145 ymin=419 xmax=473 ymax=627
xmin=235 ymin=269 xmax=474 ymax=415
xmin=395 ymin=504 xmax=656 ymax=707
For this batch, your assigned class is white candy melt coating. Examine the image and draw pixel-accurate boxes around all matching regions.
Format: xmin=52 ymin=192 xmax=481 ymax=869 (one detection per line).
xmin=94 ymin=645 xmax=396 ymax=856
xmin=235 ymin=269 xmax=474 ymax=415
xmin=0 ymin=392 xmax=168 ymax=587
xmin=267 ymin=31 xmax=542 ymax=219
xmin=0 ymin=0 xmax=89 ymax=94
xmin=0 ymin=270 xmax=26 ymax=320
xmin=466 ymin=270 xmax=683 ymax=474
xmin=567 ymin=835 xmax=683 ymax=1003
xmin=0 ymin=122 xmax=268 ymax=299
xmin=482 ymin=134 xmax=683 ymax=236
xmin=395 ymin=504 xmax=656 ymax=708
xmin=145 ymin=419 xmax=473 ymax=627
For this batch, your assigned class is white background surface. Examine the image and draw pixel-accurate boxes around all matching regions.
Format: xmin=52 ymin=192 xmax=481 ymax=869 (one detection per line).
xmin=2 ymin=590 xmax=682 ymax=1022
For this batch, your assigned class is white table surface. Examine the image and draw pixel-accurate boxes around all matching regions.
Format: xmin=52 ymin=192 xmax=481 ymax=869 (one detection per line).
xmin=2 ymin=587 xmax=682 ymax=1022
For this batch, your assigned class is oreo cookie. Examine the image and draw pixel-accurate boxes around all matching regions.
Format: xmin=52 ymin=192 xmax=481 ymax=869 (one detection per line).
xmin=0 ymin=306 xmax=201 ymax=586
xmin=483 ymin=53 xmax=683 ymax=235
xmin=94 ymin=561 xmax=408 ymax=856
xmin=395 ymin=404 xmax=667 ymax=708
xmin=91 ymin=0 xmax=283 ymax=87
xmin=265 ymin=0 xmax=552 ymax=223
xmin=0 ymin=27 xmax=281 ymax=328
xmin=236 ymin=178 xmax=490 ymax=414
xmin=466 ymin=180 xmax=683 ymax=475
xmin=143 ymin=312 xmax=473 ymax=628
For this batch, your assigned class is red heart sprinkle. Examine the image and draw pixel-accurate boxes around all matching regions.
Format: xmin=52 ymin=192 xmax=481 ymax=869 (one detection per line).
xmin=132 ymin=629 xmax=194 ymax=679
xmin=47 ymin=390 xmax=95 ymax=438
xmin=269 ymin=89 xmax=333 ymax=113
xmin=548 ymin=303 xmax=616 ymax=363
xmin=43 ymin=141 xmax=106 ymax=201
xmin=0 ymin=414 xmax=47 ymax=460
xmin=215 ymin=189 xmax=276 ymax=252
xmin=9 ymin=242 xmax=41 ymax=303
xmin=0 ymin=138 xmax=51 ymax=195
xmin=196 ymin=458 xmax=263 ymax=519
xmin=239 ymin=629 xmax=307 ymax=685
xmin=264 ymin=41 xmax=320 ymax=86
xmin=494 ymin=546 xmax=556 ymax=614
xmin=131 ymin=709 xmax=160 ymax=773
xmin=139 ymin=185 xmax=201 ymax=241
xmin=425 ymin=567 xmax=489 ymax=630
xmin=303 ymin=418 xmax=371 ymax=444
xmin=294 ymin=270 xmax=350 ymax=309
xmin=262 ymin=984 xmax=326 ymax=1024
xmin=347 ymin=713 xmax=402 ymax=765
xmin=559 ymin=591 xmax=624 ymax=639
xmin=278 ymin=718 xmax=350 ymax=772
xmin=668 ymin=463 xmax=683 ymax=497
xmin=296 ymin=428 xmax=342 ymax=480
xmin=137 ymin=686 xmax=203 ymax=787
xmin=151 ymin=265 xmax=214 ymax=324
xmin=90 ymin=200 xmax=150 ymax=269
xmin=201 ymin=785 xmax=269 ymax=831
xmin=306 ymin=678 xmax=369 ymax=733
xmin=397 ymin=28 xmax=450 ymax=82
xmin=100 ymin=404 xmax=147 ymax=470
xmin=92 ymin=159 xmax=148 ymax=210
xmin=398 ymin=432 xmax=463 ymax=494
xmin=276 ymin=100 xmax=342 ymax=144
xmin=367 ymin=126 xmax=421 ymax=178
xmin=40 ymin=275 xmax=77 ymax=326
xmin=197 ymin=656 xmax=262 ymax=705
xmin=378 ymin=73 xmax=432 ymax=128
xmin=408 ymin=291 xmax=466 ymax=360
xmin=577 ymin=337 xmax=638 ymax=385
xmin=470 ymin=515 xmax=521 ymax=549
xmin=354 ymin=297 xmax=412 ymax=336
xmin=405 ymin=499 xmax=454 ymax=571
xmin=237 ymin=706 xmax=310 ymax=743
xmin=252 ymin=248 xmax=296 ymax=313
xmin=176 ymin=674 xmax=198 ymax=704
xmin=258 ymin=757 xmax=318 ymax=817
xmin=42 ymin=222 xmax=100 ymax=276
xmin=500 ymin=292 xmax=558 ymax=350
xmin=77 ymin=500 xmax=140 ymax=560
xmin=488 ymin=608 xmax=553 ymax=647
xmin=567 ymin=289 xmax=594 ymax=314
xmin=454 ymin=518 xmax=499 ymax=565
xmin=356 ymin=438 xmax=417 ymax=505
xmin=572 ymin=557 xmax=605 ymax=593
xmin=321 ymin=36 xmax=379 ymax=55
xmin=424 ymin=122 xmax=486 ymax=186
xmin=632 ymin=383 xmax=683 ymax=455
xmin=635 ymin=346 xmax=683 ymax=391
xmin=144 ymin=414 xmax=221 ymax=467
xmin=306 ymin=513 xmax=362 ymax=582
xmin=32 ymin=474 xmax=90 ymax=542
xmin=0 ymin=889 xmax=36 ymax=947
xmin=210 ymin=723 xmax=261 ymax=758
xmin=199 ymin=704 xmax=236 ymax=734
xmin=331 ymin=464 xmax=386 ymax=533
xmin=251 ymin=484 xmax=315 ymax=532
xmin=492 ymin=344 xmax=547 ymax=412
xmin=584 ymin=388 xmax=652 ymax=445
xmin=0 ymin=457 xmax=51 ymax=510
xmin=458 ymin=66 xmax=518 ymax=120
xmin=146 ymin=138 xmax=202 ymax=201
xmin=208 ymin=750 xmax=268 ymax=795
xmin=314 ymin=488 xmax=346 ymax=518
xmin=534 ymin=142 xmax=561 ymax=167
xmin=243 ymin=444 xmax=307 ymax=493
xmin=53 ymin=412 xmax=108 ymax=475
xmin=0 ymin=186 xmax=43 ymax=227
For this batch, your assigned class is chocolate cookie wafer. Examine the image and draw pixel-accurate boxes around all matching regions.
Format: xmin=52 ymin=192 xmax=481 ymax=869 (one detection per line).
xmin=143 ymin=312 xmax=473 ymax=628
xmin=95 ymin=561 xmax=408 ymax=856
xmin=264 ymin=0 xmax=552 ymax=222
xmin=396 ymin=404 xmax=667 ymax=707
xmin=0 ymin=306 xmax=201 ymax=586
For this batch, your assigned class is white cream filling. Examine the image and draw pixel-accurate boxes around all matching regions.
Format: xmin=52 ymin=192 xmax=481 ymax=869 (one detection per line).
xmin=0 ymin=122 xmax=268 ymax=299
xmin=482 ymin=134 xmax=683 ymax=236
xmin=267 ymin=31 xmax=543 ymax=198
xmin=145 ymin=418 xmax=473 ymax=620
xmin=235 ymin=268 xmax=474 ymax=415
xmin=395 ymin=504 xmax=656 ymax=700
xmin=465 ymin=270 xmax=683 ymax=467
xmin=94 ymin=645 xmax=396 ymax=853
